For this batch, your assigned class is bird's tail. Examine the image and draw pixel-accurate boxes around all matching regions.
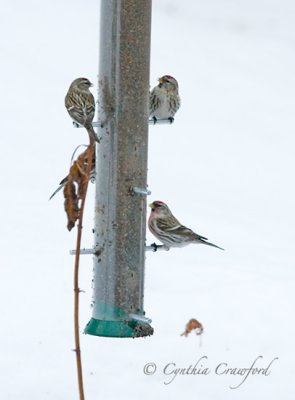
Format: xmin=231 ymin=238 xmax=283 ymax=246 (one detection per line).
xmin=85 ymin=123 xmax=100 ymax=143
xmin=200 ymin=238 xmax=224 ymax=251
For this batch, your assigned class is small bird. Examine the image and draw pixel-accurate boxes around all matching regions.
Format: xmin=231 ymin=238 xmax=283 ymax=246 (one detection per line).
xmin=149 ymin=75 xmax=181 ymax=123
xmin=148 ymin=201 xmax=224 ymax=250
xmin=65 ymin=77 xmax=99 ymax=143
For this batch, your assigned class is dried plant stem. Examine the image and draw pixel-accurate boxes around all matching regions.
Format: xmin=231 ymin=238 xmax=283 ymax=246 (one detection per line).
xmin=73 ymin=142 xmax=94 ymax=400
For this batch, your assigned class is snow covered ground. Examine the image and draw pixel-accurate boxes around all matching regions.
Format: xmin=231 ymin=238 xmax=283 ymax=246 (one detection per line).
xmin=1 ymin=0 xmax=295 ymax=398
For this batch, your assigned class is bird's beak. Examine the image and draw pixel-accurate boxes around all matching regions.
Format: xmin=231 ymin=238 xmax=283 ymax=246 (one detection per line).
xmin=149 ymin=203 xmax=154 ymax=211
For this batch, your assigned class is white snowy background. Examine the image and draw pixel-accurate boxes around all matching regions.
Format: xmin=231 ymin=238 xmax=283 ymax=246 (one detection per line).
xmin=1 ymin=0 xmax=295 ymax=398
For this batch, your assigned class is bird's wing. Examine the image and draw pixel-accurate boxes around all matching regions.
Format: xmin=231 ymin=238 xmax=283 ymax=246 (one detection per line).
xmin=167 ymin=225 xmax=224 ymax=250
xmin=149 ymin=89 xmax=161 ymax=115
xmin=168 ymin=94 xmax=181 ymax=114
xmin=156 ymin=219 xmax=224 ymax=250
xmin=86 ymin=92 xmax=96 ymax=117
xmin=161 ymin=223 xmax=208 ymax=240
xmin=66 ymin=92 xmax=95 ymax=125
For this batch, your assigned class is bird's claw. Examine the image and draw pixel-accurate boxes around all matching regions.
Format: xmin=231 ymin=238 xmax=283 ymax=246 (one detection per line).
xmin=152 ymin=116 xmax=157 ymax=125
xmin=151 ymin=242 xmax=158 ymax=252
xmin=168 ymin=117 xmax=174 ymax=124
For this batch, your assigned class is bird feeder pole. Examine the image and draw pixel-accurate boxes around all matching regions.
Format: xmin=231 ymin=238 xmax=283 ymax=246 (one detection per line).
xmin=84 ymin=0 xmax=153 ymax=337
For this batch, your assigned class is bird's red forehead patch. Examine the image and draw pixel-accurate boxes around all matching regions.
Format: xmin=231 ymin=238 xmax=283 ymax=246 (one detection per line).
xmin=154 ymin=200 xmax=165 ymax=206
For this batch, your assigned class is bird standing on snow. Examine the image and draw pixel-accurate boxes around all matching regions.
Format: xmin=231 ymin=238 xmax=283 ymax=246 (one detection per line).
xmin=148 ymin=201 xmax=224 ymax=250
xmin=65 ymin=77 xmax=99 ymax=143
xmin=149 ymin=75 xmax=181 ymax=123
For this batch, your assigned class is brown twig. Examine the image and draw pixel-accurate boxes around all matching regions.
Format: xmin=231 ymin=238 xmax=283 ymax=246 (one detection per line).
xmin=73 ymin=140 xmax=95 ymax=400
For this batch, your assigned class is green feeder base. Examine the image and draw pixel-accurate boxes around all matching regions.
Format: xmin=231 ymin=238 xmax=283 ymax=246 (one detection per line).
xmin=84 ymin=317 xmax=153 ymax=338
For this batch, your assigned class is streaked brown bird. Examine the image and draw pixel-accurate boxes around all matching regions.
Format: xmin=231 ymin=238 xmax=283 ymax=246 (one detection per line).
xmin=65 ymin=77 xmax=99 ymax=143
xmin=149 ymin=75 xmax=181 ymax=123
xmin=148 ymin=200 xmax=224 ymax=250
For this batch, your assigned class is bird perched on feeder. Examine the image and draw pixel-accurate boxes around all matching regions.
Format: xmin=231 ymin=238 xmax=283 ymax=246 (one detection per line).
xmin=149 ymin=75 xmax=181 ymax=123
xmin=65 ymin=77 xmax=100 ymax=143
xmin=148 ymin=201 xmax=224 ymax=250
